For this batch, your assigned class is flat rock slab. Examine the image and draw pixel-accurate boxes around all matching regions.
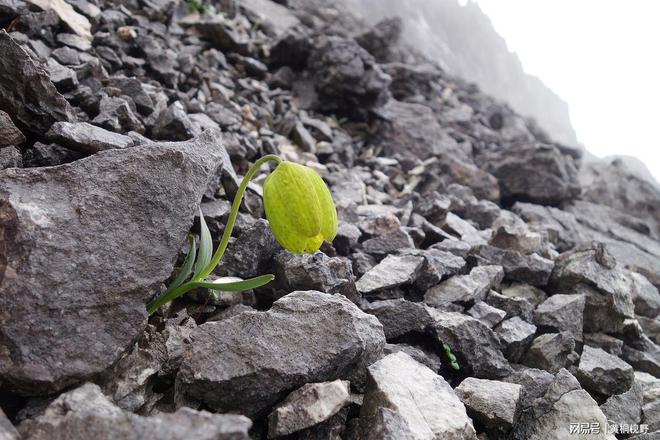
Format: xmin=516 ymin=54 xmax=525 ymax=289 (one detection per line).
xmin=356 ymin=254 xmax=423 ymax=294
xmin=576 ymin=345 xmax=635 ymax=396
xmin=455 ymin=377 xmax=522 ymax=432
xmin=175 ymin=291 xmax=385 ymax=417
xmin=46 ymin=121 xmax=135 ymax=153
xmin=0 ymin=129 xmax=227 ymax=395
xmin=0 ymin=30 xmax=73 ymax=136
xmin=18 ymin=383 xmax=251 ymax=440
xmin=359 ymin=352 xmax=477 ymax=439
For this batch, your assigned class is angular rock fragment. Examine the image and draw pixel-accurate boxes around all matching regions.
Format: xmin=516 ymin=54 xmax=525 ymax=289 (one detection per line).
xmin=18 ymin=383 xmax=251 ymax=440
xmin=0 ymin=408 xmax=18 ymax=440
xmin=359 ymin=352 xmax=477 ymax=439
xmin=495 ymin=317 xmax=537 ymax=362
xmin=152 ymin=101 xmax=200 ymax=141
xmin=431 ymin=310 xmax=511 ymax=378
xmin=576 ymin=345 xmax=635 ymax=396
xmin=218 ymin=219 xmax=280 ymax=279
xmin=0 ymin=146 xmax=22 ymax=169
xmin=383 ymin=344 xmax=443 ymax=372
xmin=361 ymin=299 xmax=434 ymax=339
xmin=268 ymin=380 xmax=350 ymax=438
xmin=470 ymin=244 xmax=554 ymax=286
xmin=45 ymin=121 xmax=134 ymax=153
xmin=504 ymin=366 xmax=555 ymax=408
xmin=630 ymin=271 xmax=660 ymax=318
xmin=424 ymin=265 xmax=504 ymax=307
xmin=0 ymin=130 xmax=227 ymax=395
xmin=355 ymin=254 xmax=423 ymax=295
xmin=0 ymin=110 xmax=25 ymax=146
xmin=486 ymin=290 xmax=535 ymax=321
xmin=523 ymin=333 xmax=575 ymax=373
xmin=600 ymin=381 xmax=643 ymax=426
xmin=406 ymin=248 xmax=466 ymax=290
xmin=455 ymin=377 xmax=522 ymax=434
xmin=0 ymin=30 xmax=73 ymax=135
xmin=533 ymin=294 xmax=585 ymax=342
xmin=500 ymin=282 xmax=547 ymax=307
xmin=176 ymin=291 xmax=385 ymax=416
xmin=467 ymin=301 xmax=506 ymax=328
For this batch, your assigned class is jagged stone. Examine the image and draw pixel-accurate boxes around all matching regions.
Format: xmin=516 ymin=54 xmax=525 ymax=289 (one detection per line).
xmin=495 ymin=317 xmax=537 ymax=363
xmin=424 ymin=265 xmax=504 ymax=307
xmin=0 ymin=130 xmax=227 ymax=395
xmin=359 ymin=352 xmax=477 ymax=439
xmin=268 ymin=380 xmax=350 ymax=438
xmin=500 ymin=282 xmax=547 ymax=307
xmin=18 ymin=383 xmax=251 ymax=440
xmin=467 ymin=301 xmax=506 ymax=328
xmin=523 ymin=333 xmax=575 ymax=373
xmin=383 ymin=344 xmax=443 ymax=372
xmin=218 ymin=219 xmax=280 ymax=279
xmin=533 ymin=294 xmax=585 ymax=342
xmin=470 ymin=244 xmax=554 ymax=286
xmin=455 ymin=377 xmax=522 ymax=434
xmin=355 ymin=254 xmax=423 ymax=295
xmin=485 ymin=290 xmax=535 ymax=321
xmin=0 ymin=146 xmax=22 ymax=169
xmin=576 ymin=345 xmax=635 ymax=396
xmin=45 ymin=121 xmax=134 ymax=153
xmin=0 ymin=110 xmax=25 ymax=146
xmin=176 ymin=291 xmax=385 ymax=416
xmin=361 ymin=299 xmax=433 ymax=339
xmin=600 ymin=381 xmax=643 ymax=426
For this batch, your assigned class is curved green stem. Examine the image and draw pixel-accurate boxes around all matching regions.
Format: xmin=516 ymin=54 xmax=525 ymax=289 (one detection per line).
xmin=197 ymin=154 xmax=281 ymax=279
xmin=146 ymin=282 xmax=197 ymax=315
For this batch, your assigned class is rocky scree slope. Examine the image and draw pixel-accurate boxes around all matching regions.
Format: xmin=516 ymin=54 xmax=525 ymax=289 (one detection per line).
xmin=0 ymin=0 xmax=659 ymax=439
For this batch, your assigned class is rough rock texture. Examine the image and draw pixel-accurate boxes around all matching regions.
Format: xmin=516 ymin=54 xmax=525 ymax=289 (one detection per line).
xmin=355 ymin=254 xmax=423 ymax=295
xmin=533 ymin=294 xmax=585 ymax=342
xmin=0 ymin=130 xmax=227 ymax=395
xmin=523 ymin=333 xmax=575 ymax=373
xmin=267 ymin=380 xmax=350 ymax=438
xmin=424 ymin=265 xmax=503 ymax=307
xmin=45 ymin=121 xmax=134 ymax=153
xmin=455 ymin=377 xmax=522 ymax=434
xmin=495 ymin=316 xmax=537 ymax=362
xmin=359 ymin=352 xmax=477 ymax=439
xmin=576 ymin=345 xmax=635 ymax=396
xmin=176 ymin=291 xmax=385 ymax=416
xmin=600 ymin=381 xmax=643 ymax=426
xmin=0 ymin=408 xmax=17 ymax=440
xmin=0 ymin=110 xmax=25 ymax=146
xmin=18 ymin=383 xmax=251 ymax=440
xmin=0 ymin=30 xmax=73 ymax=135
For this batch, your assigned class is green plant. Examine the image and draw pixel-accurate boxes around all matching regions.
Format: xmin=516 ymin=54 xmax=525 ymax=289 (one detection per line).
xmin=146 ymin=155 xmax=338 ymax=315
xmin=443 ymin=342 xmax=460 ymax=371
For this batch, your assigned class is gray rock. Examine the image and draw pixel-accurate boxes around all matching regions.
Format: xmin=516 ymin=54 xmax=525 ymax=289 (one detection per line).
xmin=274 ymin=251 xmax=359 ymax=303
xmin=361 ymin=299 xmax=434 ymax=339
xmin=176 ymin=291 xmax=385 ymax=416
xmin=333 ymin=222 xmax=362 ymax=254
xmin=635 ymin=371 xmax=660 ymax=405
xmin=355 ymin=254 xmax=423 ymax=295
xmin=268 ymin=380 xmax=350 ymax=438
xmin=455 ymin=377 xmax=522 ymax=433
xmin=0 ymin=146 xmax=22 ymax=169
xmin=513 ymin=369 xmax=615 ymax=439
xmin=600 ymin=381 xmax=643 ymax=426
xmin=576 ymin=345 xmax=634 ymax=396
xmin=374 ymin=99 xmax=465 ymax=160
xmin=424 ymin=265 xmax=504 ymax=307
xmin=486 ymin=290 xmax=535 ymax=321
xmin=470 ymin=244 xmax=554 ymax=286
xmin=500 ymin=282 xmax=547 ymax=307
xmin=0 ymin=129 xmax=227 ymax=395
xmin=383 ymin=344 xmax=443 ymax=372
xmin=467 ymin=301 xmax=507 ymax=328
xmin=533 ymin=294 xmax=585 ymax=342
xmin=504 ymin=366 xmax=555 ymax=408
xmin=152 ymin=101 xmax=199 ymax=141
xmin=218 ymin=219 xmax=280 ymax=279
xmin=359 ymin=352 xmax=477 ymax=439
xmin=523 ymin=333 xmax=576 ymax=373
xmin=495 ymin=317 xmax=537 ymax=363
xmin=92 ymin=95 xmax=145 ymax=134
xmin=406 ymin=248 xmax=466 ymax=290
xmin=361 ymin=229 xmax=414 ymax=257
xmin=240 ymin=0 xmax=300 ymax=38
xmin=45 ymin=121 xmax=134 ymax=154
xmin=18 ymin=383 xmax=251 ymax=440
xmin=630 ymin=271 xmax=660 ymax=318
xmin=0 ymin=30 xmax=73 ymax=136
xmin=430 ymin=310 xmax=512 ymax=378
xmin=584 ymin=333 xmax=624 ymax=356
xmin=0 ymin=110 xmax=25 ymax=146
xmin=480 ymin=143 xmax=580 ymax=205
xmin=47 ymin=57 xmax=78 ymax=92
xmin=0 ymin=408 xmax=18 ymax=440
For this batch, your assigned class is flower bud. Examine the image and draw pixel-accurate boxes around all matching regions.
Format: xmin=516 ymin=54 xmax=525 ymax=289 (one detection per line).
xmin=263 ymin=161 xmax=337 ymax=253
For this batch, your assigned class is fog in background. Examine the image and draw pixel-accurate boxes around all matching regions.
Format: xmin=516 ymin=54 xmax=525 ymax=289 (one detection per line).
xmin=343 ymin=0 xmax=660 ymax=183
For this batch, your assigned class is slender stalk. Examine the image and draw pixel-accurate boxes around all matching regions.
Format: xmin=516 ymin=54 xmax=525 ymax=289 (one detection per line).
xmin=146 ymin=154 xmax=282 ymax=315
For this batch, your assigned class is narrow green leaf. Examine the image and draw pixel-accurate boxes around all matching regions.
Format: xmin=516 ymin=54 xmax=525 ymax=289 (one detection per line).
xmin=193 ymin=208 xmax=212 ymax=278
xmin=190 ymin=274 xmax=275 ymax=291
xmin=167 ymin=234 xmax=196 ymax=292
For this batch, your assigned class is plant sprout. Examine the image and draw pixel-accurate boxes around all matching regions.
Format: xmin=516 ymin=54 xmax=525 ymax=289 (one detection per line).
xmin=146 ymin=155 xmax=338 ymax=315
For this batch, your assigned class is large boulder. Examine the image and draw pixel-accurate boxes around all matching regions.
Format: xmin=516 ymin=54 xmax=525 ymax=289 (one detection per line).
xmin=0 ymin=30 xmax=73 ymax=136
xmin=18 ymin=383 xmax=251 ymax=440
xmin=0 ymin=129 xmax=228 ymax=395
xmin=175 ymin=291 xmax=385 ymax=416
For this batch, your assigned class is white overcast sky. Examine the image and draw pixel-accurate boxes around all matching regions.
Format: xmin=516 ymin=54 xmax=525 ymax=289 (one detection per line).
xmin=464 ymin=0 xmax=660 ymax=181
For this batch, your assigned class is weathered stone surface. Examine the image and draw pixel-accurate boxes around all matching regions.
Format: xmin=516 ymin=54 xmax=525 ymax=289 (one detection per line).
xmin=362 ymin=229 xmax=414 ymax=257
xmin=495 ymin=317 xmax=537 ymax=362
xmin=630 ymin=271 xmax=660 ymax=318
xmin=45 ymin=121 xmax=134 ymax=153
xmin=268 ymin=380 xmax=350 ymax=438
xmin=0 ymin=408 xmax=17 ymax=440
xmin=0 ymin=146 xmax=22 ymax=169
xmin=576 ymin=345 xmax=634 ymax=396
xmin=455 ymin=377 xmax=521 ymax=433
xmin=0 ymin=110 xmax=25 ymax=146
xmin=374 ymin=99 xmax=465 ymax=160
xmin=523 ymin=333 xmax=575 ymax=373
xmin=275 ymin=250 xmax=359 ymax=302
xmin=355 ymin=254 xmax=423 ymax=295
xmin=504 ymin=366 xmax=555 ymax=408
xmin=500 ymin=282 xmax=547 ymax=307
xmin=467 ymin=301 xmax=506 ymax=328
xmin=600 ymin=381 xmax=643 ymax=426
xmin=513 ymin=369 xmax=616 ymax=440
xmin=470 ymin=244 xmax=554 ymax=286
xmin=479 ymin=143 xmax=580 ymax=205
xmin=584 ymin=333 xmax=624 ymax=356
xmin=18 ymin=383 xmax=251 ymax=440
xmin=486 ymin=290 xmax=535 ymax=321
xmin=430 ymin=310 xmax=512 ymax=378
xmin=0 ymin=30 xmax=73 ymax=135
xmin=424 ymin=265 xmax=504 ymax=307
xmin=383 ymin=343 xmax=443 ymax=372
xmin=361 ymin=299 xmax=433 ymax=339
xmin=406 ymin=248 xmax=466 ymax=290
xmin=533 ymin=294 xmax=585 ymax=342
xmin=0 ymin=129 xmax=227 ymax=395
xmin=359 ymin=352 xmax=477 ymax=440
xmin=176 ymin=291 xmax=385 ymax=416
xmin=152 ymin=101 xmax=199 ymax=141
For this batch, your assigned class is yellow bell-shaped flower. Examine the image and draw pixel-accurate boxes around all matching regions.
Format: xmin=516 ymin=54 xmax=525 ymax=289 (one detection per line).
xmin=263 ymin=161 xmax=338 ymax=254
